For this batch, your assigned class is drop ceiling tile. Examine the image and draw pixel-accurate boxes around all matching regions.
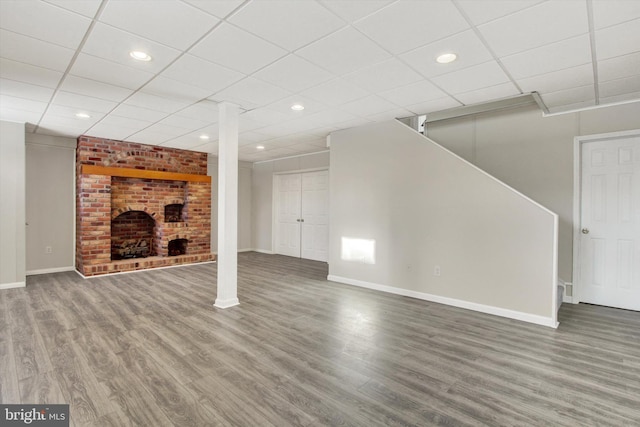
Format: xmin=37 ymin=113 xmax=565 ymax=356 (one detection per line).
xmin=265 ymin=95 xmax=328 ymax=117
xmin=111 ymin=103 xmax=168 ymax=122
xmin=192 ymin=141 xmax=219 ymax=154
xmin=0 ymin=106 xmax=43 ymax=124
xmin=598 ymin=52 xmax=640 ymax=82
xmin=366 ymin=107 xmax=415 ymax=122
xmin=400 ymin=30 xmax=493 ymax=78
xmin=478 ymin=1 xmax=588 ymax=57
xmin=542 ymin=85 xmax=595 ymax=109
xmin=592 ymin=0 xmax=640 ymax=29
xmin=0 ymin=0 xmax=91 ymax=49
xmin=228 ymin=0 xmax=345 ymax=51
xmin=157 ymin=114 xmax=210 ymax=131
xmin=239 ymin=109 xmax=291 ymax=132
xmin=599 ymin=91 xmax=640 ymax=105
xmin=99 ymin=0 xmax=219 ymax=50
xmin=406 ymin=97 xmax=462 ymax=115
xmin=35 ymin=120 xmax=90 ymax=137
xmin=84 ymin=123 xmax=141 ymax=141
xmin=158 ymin=137 xmax=204 ymax=150
xmin=256 ymin=119 xmax=318 ymax=138
xmin=501 ymin=34 xmax=592 ymax=79
xmin=343 ymin=58 xmax=423 ymax=93
xmin=181 ymin=0 xmax=244 ymax=18
xmin=174 ymin=101 xmax=219 ymax=122
xmin=301 ymin=78 xmax=369 ymax=107
xmin=431 ymin=61 xmax=510 ymax=95
xmin=70 ymin=53 xmax=154 ymax=90
xmin=239 ymin=131 xmax=270 ymax=144
xmin=253 ymin=55 xmax=334 ymax=93
xmin=40 ymin=108 xmax=103 ymax=128
xmin=190 ymin=23 xmax=287 ymax=75
xmin=142 ymin=76 xmax=214 ymax=103
xmin=0 ymin=58 xmax=63 ymax=88
xmin=354 ymin=0 xmax=468 ymax=54
xmin=43 ymin=0 xmax=101 ymax=17
xmin=81 ymin=23 xmax=181 ymax=73
xmin=297 ymin=26 xmax=391 ymax=75
xmin=455 ymin=82 xmax=520 ymax=105
xmin=379 ymin=80 xmax=447 ymax=106
xmin=595 ymin=18 xmax=640 ymax=60
xmin=456 ymin=0 xmax=545 ymax=25
xmin=126 ymin=91 xmax=191 ymax=113
xmin=52 ymin=91 xmax=117 ymax=113
xmin=212 ymin=77 xmax=291 ymax=110
xmin=59 ymin=75 xmax=133 ymax=102
xmin=517 ymin=63 xmax=594 ymax=94
xmin=339 ymin=95 xmax=401 ymax=117
xmin=129 ymin=124 xmax=186 ymax=144
xmin=599 ymin=75 xmax=640 ymax=98
xmin=319 ymin=0 xmax=395 ymax=22
xmin=0 ymin=79 xmax=54 ymax=102
xmin=161 ymin=54 xmax=244 ymax=93
xmin=0 ymin=94 xmax=47 ymax=114
xmin=301 ymin=109 xmax=361 ymax=129
xmin=0 ymin=29 xmax=75 ymax=72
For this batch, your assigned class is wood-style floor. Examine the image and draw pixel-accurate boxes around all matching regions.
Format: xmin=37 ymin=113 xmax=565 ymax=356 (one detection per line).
xmin=1 ymin=252 xmax=639 ymax=426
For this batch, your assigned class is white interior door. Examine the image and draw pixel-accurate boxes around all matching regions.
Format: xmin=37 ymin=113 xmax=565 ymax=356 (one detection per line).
xmin=275 ymin=174 xmax=301 ymax=257
xmin=301 ymin=170 xmax=329 ymax=262
xmin=275 ymin=170 xmax=329 ymax=262
xmin=580 ymin=135 xmax=640 ymax=311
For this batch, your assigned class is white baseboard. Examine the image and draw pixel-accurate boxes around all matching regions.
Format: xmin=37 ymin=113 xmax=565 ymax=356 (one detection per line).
xmin=27 ymin=266 xmax=75 ymax=276
xmin=327 ymin=275 xmax=558 ymax=329
xmin=0 ymin=281 xmax=26 ymax=290
xmin=252 ymin=248 xmax=275 ymax=255
xmin=213 ymin=298 xmax=240 ymax=309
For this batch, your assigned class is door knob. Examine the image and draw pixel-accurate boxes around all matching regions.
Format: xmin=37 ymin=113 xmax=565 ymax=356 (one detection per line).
xmin=581 ymin=228 xmax=589 ymax=234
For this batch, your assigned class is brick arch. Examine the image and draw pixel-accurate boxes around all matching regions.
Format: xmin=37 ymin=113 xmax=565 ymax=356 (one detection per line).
xmin=167 ymin=233 xmax=189 ymax=241
xmin=111 ymin=205 xmax=158 ymax=220
xmin=164 ymin=198 xmax=184 ymax=206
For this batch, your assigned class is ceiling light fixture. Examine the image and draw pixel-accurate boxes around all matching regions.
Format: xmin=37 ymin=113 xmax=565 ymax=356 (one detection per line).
xmin=199 ymin=134 xmax=209 ymax=140
xmin=291 ymin=103 xmax=305 ymax=111
xmin=436 ymin=53 xmax=457 ymax=64
xmin=130 ymin=50 xmax=152 ymax=61
xmin=256 ymin=145 xmax=265 ymax=150
xmin=75 ymin=112 xmax=91 ymax=119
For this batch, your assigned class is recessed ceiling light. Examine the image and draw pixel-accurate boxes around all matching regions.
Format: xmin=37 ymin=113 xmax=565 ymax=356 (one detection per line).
xmin=256 ymin=145 xmax=265 ymax=150
xmin=75 ymin=112 xmax=91 ymax=119
xmin=199 ymin=134 xmax=209 ymax=140
xmin=436 ymin=53 xmax=457 ymax=64
xmin=130 ymin=50 xmax=152 ymax=61
xmin=291 ymin=103 xmax=305 ymax=111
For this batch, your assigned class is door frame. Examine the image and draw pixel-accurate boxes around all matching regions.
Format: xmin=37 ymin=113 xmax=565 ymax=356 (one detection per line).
xmin=572 ymin=128 xmax=640 ymax=304
xmin=271 ymin=167 xmax=329 ymax=256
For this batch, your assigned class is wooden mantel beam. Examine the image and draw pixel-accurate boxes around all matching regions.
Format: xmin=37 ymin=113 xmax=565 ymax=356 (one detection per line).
xmin=81 ymin=165 xmax=211 ymax=183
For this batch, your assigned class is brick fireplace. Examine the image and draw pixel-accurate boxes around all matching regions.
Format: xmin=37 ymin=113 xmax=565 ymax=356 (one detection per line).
xmin=76 ymin=136 xmax=214 ymax=277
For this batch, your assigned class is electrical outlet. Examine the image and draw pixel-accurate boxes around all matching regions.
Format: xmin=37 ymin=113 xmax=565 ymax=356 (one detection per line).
xmin=434 ymin=265 xmax=441 ymax=276
xmin=45 ymin=246 xmax=52 ymax=254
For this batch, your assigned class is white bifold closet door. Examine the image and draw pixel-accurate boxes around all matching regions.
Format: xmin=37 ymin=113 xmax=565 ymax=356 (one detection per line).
xmin=275 ymin=170 xmax=329 ymax=262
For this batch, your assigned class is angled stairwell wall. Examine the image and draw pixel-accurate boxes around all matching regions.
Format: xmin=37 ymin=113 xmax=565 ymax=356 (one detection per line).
xmin=328 ymin=120 xmax=559 ymax=327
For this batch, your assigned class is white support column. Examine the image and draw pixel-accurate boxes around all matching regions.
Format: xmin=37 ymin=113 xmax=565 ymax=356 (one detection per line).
xmin=214 ymin=102 xmax=240 ymax=309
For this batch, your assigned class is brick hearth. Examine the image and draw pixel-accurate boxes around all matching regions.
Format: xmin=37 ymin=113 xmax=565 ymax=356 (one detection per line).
xmin=76 ymin=136 xmax=214 ymax=277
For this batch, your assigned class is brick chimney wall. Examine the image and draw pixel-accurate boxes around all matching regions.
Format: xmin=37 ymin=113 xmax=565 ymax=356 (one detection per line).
xmin=76 ymin=136 xmax=213 ymax=276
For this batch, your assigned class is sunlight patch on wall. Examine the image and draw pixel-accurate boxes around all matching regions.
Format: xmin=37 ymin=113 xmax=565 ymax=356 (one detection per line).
xmin=341 ymin=237 xmax=376 ymax=264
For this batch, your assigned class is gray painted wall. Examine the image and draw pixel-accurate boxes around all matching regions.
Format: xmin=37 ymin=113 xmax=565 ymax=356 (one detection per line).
xmin=427 ymin=101 xmax=640 ymax=283
xmin=0 ymin=120 xmax=26 ymax=287
xmin=251 ymin=151 xmax=330 ymax=252
xmin=329 ymin=120 xmax=557 ymax=323
xmin=25 ymin=134 xmax=76 ymax=273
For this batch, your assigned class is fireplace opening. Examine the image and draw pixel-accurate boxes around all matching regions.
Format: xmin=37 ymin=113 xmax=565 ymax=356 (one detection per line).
xmin=168 ymin=239 xmax=188 ymax=256
xmin=165 ymin=204 xmax=184 ymax=222
xmin=111 ymin=211 xmax=155 ymax=260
